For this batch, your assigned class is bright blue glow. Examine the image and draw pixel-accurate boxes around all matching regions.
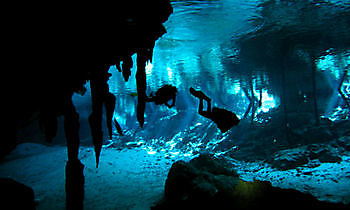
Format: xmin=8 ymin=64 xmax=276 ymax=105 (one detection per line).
xmin=254 ymin=89 xmax=279 ymax=114
xmin=145 ymin=60 xmax=153 ymax=76
xmin=317 ymin=52 xmax=340 ymax=80
xmin=69 ymin=1 xmax=350 ymax=162
xmin=316 ymin=50 xmax=350 ymax=121
xmin=166 ymin=66 xmax=173 ymax=81
xmin=146 ymin=150 xmax=157 ymax=155
xmin=7 ymin=3 xmax=350 ymax=210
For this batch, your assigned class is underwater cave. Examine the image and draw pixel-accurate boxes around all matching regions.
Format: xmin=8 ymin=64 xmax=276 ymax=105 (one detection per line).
xmin=2 ymin=0 xmax=350 ymax=209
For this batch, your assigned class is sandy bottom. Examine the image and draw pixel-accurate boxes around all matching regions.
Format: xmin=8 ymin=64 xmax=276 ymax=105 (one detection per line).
xmin=0 ymin=143 xmax=182 ymax=210
xmin=1 ymin=143 xmax=349 ymax=209
xmin=230 ymin=156 xmax=350 ymax=204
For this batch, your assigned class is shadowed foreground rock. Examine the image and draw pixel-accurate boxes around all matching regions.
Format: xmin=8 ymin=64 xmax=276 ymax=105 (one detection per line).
xmin=153 ymin=154 xmax=349 ymax=209
xmin=0 ymin=178 xmax=36 ymax=210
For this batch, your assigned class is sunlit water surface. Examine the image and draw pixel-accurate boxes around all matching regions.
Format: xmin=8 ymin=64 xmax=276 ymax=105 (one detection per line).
xmin=73 ymin=0 xmax=350 ymax=160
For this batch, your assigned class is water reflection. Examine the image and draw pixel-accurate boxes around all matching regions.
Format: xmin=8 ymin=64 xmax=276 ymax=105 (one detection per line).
xmin=101 ymin=0 xmax=350 ymax=159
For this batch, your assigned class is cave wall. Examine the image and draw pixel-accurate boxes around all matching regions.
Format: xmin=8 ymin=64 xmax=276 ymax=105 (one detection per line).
xmin=5 ymin=1 xmax=173 ymax=159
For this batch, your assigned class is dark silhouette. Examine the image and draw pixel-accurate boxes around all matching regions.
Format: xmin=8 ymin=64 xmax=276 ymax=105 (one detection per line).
xmin=89 ymin=67 xmax=115 ymax=168
xmin=117 ymin=55 xmax=133 ymax=82
xmin=65 ymin=159 xmax=84 ymax=210
xmin=7 ymin=1 xmax=173 ymax=210
xmin=146 ymin=85 xmax=177 ymax=108
xmin=114 ymin=118 xmax=124 ymax=136
xmin=0 ymin=178 xmax=36 ymax=210
xmin=190 ymin=87 xmax=240 ymax=133
xmin=136 ymin=49 xmax=148 ymax=128
xmin=259 ymin=88 xmax=263 ymax=108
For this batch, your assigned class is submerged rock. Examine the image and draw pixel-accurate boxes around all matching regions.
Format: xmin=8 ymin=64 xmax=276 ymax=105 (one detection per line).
xmin=153 ymin=154 xmax=349 ymax=209
xmin=269 ymin=143 xmax=343 ymax=170
xmin=154 ymin=154 xmax=240 ymax=209
xmin=270 ymin=147 xmax=309 ymax=170
xmin=337 ymin=136 xmax=350 ymax=151
xmin=163 ymin=154 xmax=239 ymax=203
xmin=312 ymin=147 xmax=342 ymax=163
xmin=0 ymin=178 xmax=36 ymax=210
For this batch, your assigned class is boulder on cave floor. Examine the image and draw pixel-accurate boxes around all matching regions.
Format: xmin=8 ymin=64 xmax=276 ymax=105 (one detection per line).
xmin=269 ymin=143 xmax=344 ymax=170
xmin=0 ymin=178 xmax=36 ymax=210
xmin=153 ymin=154 xmax=349 ymax=209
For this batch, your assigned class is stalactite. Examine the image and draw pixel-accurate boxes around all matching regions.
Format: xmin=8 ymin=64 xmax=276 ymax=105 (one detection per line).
xmin=63 ymin=93 xmax=84 ymax=210
xmin=64 ymin=98 xmax=80 ymax=161
xmin=10 ymin=2 xmax=173 ymax=209
xmin=89 ymin=66 xmax=115 ymax=168
xmin=242 ymin=87 xmax=252 ymax=120
xmin=136 ymin=49 xmax=147 ymax=127
xmin=89 ymin=87 xmax=103 ymax=168
xmin=122 ymin=55 xmax=133 ymax=82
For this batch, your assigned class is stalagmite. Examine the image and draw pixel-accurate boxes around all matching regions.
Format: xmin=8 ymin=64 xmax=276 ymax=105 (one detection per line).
xmin=64 ymin=94 xmax=84 ymax=210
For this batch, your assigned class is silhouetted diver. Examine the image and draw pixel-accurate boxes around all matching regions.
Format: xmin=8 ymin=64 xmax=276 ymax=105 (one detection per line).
xmin=146 ymin=85 xmax=177 ymax=108
xmin=190 ymin=87 xmax=240 ymax=133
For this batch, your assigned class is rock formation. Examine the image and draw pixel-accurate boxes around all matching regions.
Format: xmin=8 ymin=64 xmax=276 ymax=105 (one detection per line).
xmin=154 ymin=154 xmax=349 ymax=209
xmin=7 ymin=1 xmax=173 ymax=209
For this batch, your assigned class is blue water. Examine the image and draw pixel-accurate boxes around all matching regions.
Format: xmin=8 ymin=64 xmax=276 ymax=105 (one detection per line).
xmin=71 ymin=0 xmax=350 ymax=161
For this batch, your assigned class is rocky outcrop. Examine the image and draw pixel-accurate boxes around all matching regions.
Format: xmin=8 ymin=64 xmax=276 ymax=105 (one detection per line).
xmin=0 ymin=178 xmax=36 ymax=210
xmin=153 ymin=154 xmax=349 ymax=209
xmin=269 ymin=147 xmax=309 ymax=170
xmin=269 ymin=142 xmax=344 ymax=170
xmin=164 ymin=154 xmax=239 ymax=203
xmin=337 ymin=136 xmax=350 ymax=151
